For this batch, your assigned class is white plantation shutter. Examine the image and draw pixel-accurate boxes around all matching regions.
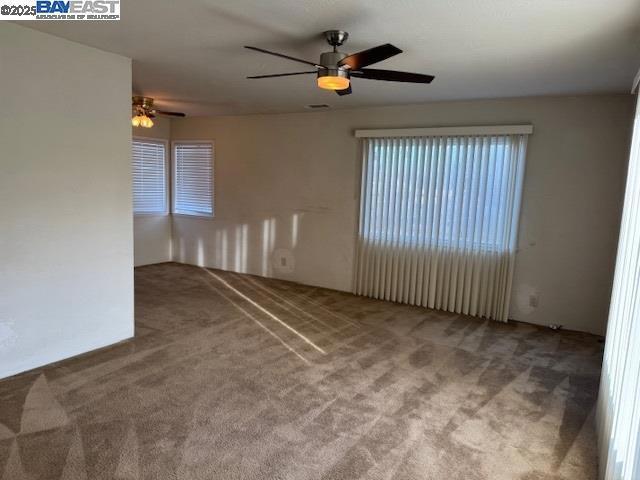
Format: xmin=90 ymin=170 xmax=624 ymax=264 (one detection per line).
xmin=132 ymin=139 xmax=167 ymax=214
xmin=173 ymin=142 xmax=214 ymax=216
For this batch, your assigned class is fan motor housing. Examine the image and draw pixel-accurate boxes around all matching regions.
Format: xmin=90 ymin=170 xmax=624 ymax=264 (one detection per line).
xmin=318 ymin=51 xmax=350 ymax=82
xmin=132 ymin=96 xmax=154 ymax=109
xmin=320 ymin=51 xmax=348 ymax=68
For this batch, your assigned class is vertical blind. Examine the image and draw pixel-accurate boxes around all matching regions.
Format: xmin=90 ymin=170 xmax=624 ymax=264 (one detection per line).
xmin=173 ymin=142 xmax=214 ymax=216
xmin=597 ymin=92 xmax=640 ymax=480
xmin=132 ymin=139 xmax=167 ymax=214
xmin=355 ymin=131 xmax=529 ymax=321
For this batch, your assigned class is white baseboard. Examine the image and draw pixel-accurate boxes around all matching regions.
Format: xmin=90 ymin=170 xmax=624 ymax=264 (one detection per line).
xmin=0 ymin=329 xmax=133 ymax=381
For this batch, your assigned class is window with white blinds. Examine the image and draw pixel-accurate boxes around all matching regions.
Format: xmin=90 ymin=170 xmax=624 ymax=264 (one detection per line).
xmin=354 ymin=127 xmax=531 ymax=321
xmin=132 ymin=138 xmax=168 ymax=215
xmin=173 ymin=142 xmax=214 ymax=217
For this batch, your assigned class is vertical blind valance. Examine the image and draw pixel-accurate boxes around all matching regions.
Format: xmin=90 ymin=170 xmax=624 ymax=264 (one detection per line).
xmin=173 ymin=142 xmax=214 ymax=216
xmin=355 ymin=133 xmax=529 ymax=321
xmin=132 ymin=139 xmax=167 ymax=214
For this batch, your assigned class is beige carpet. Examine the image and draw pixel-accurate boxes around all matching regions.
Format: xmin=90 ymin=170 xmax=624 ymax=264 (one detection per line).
xmin=0 ymin=263 xmax=603 ymax=479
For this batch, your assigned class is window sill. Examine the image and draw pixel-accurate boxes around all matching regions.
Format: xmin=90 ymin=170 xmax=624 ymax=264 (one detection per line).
xmin=171 ymin=213 xmax=216 ymax=220
xmin=134 ymin=213 xmax=170 ymax=217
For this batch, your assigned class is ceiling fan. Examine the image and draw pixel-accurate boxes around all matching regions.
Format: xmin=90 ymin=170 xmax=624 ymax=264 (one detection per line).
xmin=131 ymin=96 xmax=186 ymax=128
xmin=245 ymin=30 xmax=434 ymax=96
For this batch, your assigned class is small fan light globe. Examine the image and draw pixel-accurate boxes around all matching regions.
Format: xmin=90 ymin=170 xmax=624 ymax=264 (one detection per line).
xmin=140 ymin=115 xmax=154 ymax=128
xmin=131 ymin=114 xmax=154 ymax=128
xmin=317 ymin=75 xmax=350 ymax=91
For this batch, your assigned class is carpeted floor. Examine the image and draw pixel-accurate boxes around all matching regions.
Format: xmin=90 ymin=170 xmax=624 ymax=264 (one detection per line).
xmin=0 ymin=262 xmax=603 ymax=479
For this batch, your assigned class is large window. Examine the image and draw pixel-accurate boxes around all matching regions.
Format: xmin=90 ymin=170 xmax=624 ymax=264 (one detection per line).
xmin=132 ymin=138 xmax=168 ymax=215
xmin=361 ymin=136 xmax=519 ymax=251
xmin=354 ymin=127 xmax=530 ymax=321
xmin=173 ymin=142 xmax=214 ymax=217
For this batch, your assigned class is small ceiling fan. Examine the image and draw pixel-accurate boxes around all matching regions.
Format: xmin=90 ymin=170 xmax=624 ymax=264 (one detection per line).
xmin=245 ymin=30 xmax=434 ymax=96
xmin=131 ymin=96 xmax=186 ymax=128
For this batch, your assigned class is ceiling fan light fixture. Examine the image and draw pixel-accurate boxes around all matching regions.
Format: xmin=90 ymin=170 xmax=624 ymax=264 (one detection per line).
xmin=140 ymin=115 xmax=154 ymax=128
xmin=132 ymin=113 xmax=154 ymax=128
xmin=317 ymin=69 xmax=350 ymax=91
xmin=131 ymin=97 xmax=184 ymax=127
xmin=246 ymin=32 xmax=434 ymax=97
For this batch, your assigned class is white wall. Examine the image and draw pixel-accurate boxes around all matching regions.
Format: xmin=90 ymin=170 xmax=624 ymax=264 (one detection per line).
xmin=171 ymin=95 xmax=633 ymax=335
xmin=132 ymin=117 xmax=172 ymax=266
xmin=0 ymin=24 xmax=133 ymax=379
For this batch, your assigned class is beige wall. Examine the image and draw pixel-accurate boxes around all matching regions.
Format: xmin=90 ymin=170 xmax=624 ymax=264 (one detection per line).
xmin=132 ymin=117 xmax=172 ymax=266
xmin=170 ymin=95 xmax=633 ymax=335
xmin=0 ymin=24 xmax=133 ymax=378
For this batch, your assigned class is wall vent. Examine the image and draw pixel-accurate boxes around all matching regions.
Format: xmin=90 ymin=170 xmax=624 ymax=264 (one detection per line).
xmin=305 ymin=104 xmax=330 ymax=110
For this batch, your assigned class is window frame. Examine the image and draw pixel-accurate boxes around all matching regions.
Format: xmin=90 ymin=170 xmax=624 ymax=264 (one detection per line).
xmin=171 ymin=140 xmax=215 ymax=218
xmin=132 ymin=136 xmax=170 ymax=217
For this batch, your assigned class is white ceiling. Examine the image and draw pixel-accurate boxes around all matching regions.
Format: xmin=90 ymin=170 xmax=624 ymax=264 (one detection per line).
xmin=20 ymin=0 xmax=640 ymax=116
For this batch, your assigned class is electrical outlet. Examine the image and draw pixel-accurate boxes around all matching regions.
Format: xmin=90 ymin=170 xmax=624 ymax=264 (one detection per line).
xmin=529 ymin=294 xmax=539 ymax=308
xmin=272 ymin=248 xmax=295 ymax=274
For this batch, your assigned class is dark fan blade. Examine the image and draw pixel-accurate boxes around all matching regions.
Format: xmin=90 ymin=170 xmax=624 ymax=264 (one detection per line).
xmin=338 ymin=44 xmax=402 ymax=70
xmin=336 ymin=85 xmax=352 ymax=96
xmin=352 ymin=68 xmax=434 ymax=83
xmin=156 ymin=110 xmax=186 ymax=117
xmin=245 ymin=46 xmax=322 ymax=68
xmin=247 ymin=71 xmax=317 ymax=79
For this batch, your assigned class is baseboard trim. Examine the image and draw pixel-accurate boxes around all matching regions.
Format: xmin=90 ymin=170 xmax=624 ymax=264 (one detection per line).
xmin=0 ymin=330 xmax=134 ymax=381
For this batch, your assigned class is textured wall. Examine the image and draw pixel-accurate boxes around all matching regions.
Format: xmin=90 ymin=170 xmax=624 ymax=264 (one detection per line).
xmin=170 ymin=95 xmax=633 ymax=335
xmin=0 ymin=24 xmax=134 ymax=379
